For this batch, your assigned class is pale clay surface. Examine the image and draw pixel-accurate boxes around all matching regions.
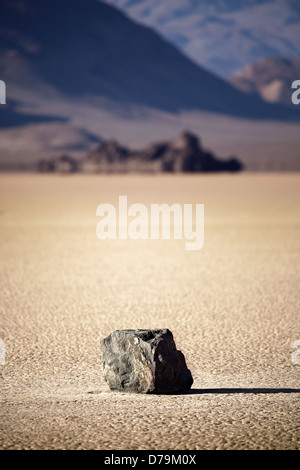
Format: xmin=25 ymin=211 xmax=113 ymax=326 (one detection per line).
xmin=0 ymin=174 xmax=299 ymax=450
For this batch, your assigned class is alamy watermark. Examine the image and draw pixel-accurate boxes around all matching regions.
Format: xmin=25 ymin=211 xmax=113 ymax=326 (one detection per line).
xmin=1 ymin=79 xmax=299 ymax=106
xmin=292 ymin=340 xmax=300 ymax=365
xmin=0 ymin=80 xmax=6 ymax=104
xmin=96 ymin=196 xmax=204 ymax=250
xmin=0 ymin=340 xmax=5 ymax=365
xmin=291 ymin=80 xmax=300 ymax=105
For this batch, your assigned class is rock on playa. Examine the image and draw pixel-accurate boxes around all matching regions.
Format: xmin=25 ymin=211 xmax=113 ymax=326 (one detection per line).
xmin=100 ymin=329 xmax=193 ymax=394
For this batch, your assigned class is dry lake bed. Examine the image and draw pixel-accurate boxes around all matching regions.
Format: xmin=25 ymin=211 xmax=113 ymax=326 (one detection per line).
xmin=0 ymin=173 xmax=299 ymax=450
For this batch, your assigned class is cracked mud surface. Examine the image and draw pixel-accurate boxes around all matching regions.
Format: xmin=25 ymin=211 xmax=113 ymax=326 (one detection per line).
xmin=0 ymin=174 xmax=299 ymax=450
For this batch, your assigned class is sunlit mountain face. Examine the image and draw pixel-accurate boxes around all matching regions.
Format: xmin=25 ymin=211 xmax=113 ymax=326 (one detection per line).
xmin=104 ymin=0 xmax=300 ymax=77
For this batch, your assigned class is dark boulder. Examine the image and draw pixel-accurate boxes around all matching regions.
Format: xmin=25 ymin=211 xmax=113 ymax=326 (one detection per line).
xmin=100 ymin=329 xmax=193 ymax=394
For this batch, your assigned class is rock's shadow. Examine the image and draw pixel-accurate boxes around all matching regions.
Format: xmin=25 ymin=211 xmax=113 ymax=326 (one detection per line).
xmin=186 ymin=388 xmax=300 ymax=395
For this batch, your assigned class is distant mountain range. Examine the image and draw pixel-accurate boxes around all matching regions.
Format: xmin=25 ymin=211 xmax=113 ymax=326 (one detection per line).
xmin=104 ymin=0 xmax=300 ymax=78
xmin=229 ymin=57 xmax=300 ymax=106
xmin=0 ymin=0 xmax=299 ymax=171
xmin=0 ymin=0 xmax=298 ymax=121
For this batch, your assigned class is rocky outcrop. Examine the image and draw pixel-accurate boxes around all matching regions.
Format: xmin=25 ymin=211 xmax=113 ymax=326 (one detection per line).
xmin=37 ymin=154 xmax=78 ymax=173
xmin=147 ymin=132 xmax=243 ymax=172
xmin=100 ymin=329 xmax=193 ymax=394
xmin=86 ymin=140 xmax=130 ymax=164
xmin=84 ymin=132 xmax=243 ymax=173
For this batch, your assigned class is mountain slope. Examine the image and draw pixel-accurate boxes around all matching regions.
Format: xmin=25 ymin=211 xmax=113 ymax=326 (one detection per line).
xmin=104 ymin=0 xmax=300 ymax=77
xmin=0 ymin=0 xmax=298 ymax=120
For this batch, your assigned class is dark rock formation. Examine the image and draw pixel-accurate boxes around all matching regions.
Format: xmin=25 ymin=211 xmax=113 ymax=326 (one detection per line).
xmin=86 ymin=140 xmax=130 ymax=165
xmin=100 ymin=329 xmax=193 ymax=394
xmin=38 ymin=154 xmax=78 ymax=173
xmin=38 ymin=133 xmax=243 ymax=173
xmin=37 ymin=159 xmax=55 ymax=173
xmin=85 ymin=132 xmax=243 ymax=173
xmin=152 ymin=132 xmax=243 ymax=172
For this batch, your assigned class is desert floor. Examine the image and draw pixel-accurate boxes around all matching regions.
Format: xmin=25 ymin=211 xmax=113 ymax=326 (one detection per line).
xmin=0 ymin=173 xmax=299 ymax=450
